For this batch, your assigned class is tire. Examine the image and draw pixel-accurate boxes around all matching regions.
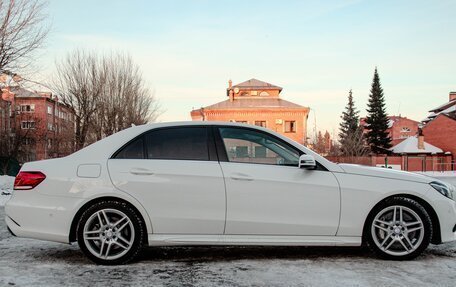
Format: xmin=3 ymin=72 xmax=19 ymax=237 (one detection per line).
xmin=365 ymin=197 xmax=432 ymax=260
xmin=76 ymin=200 xmax=146 ymax=265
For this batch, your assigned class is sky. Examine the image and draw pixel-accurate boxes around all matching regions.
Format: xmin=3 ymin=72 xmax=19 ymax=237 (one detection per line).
xmin=36 ymin=0 xmax=456 ymax=139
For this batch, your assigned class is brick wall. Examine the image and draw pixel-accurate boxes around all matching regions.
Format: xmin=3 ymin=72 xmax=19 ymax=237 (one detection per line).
xmin=387 ymin=117 xmax=419 ymax=145
xmin=423 ymin=114 xmax=456 ymax=156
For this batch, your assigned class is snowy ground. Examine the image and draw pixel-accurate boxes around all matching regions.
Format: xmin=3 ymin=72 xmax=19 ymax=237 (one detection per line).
xmin=1 ymin=207 xmax=456 ymax=287
xmin=0 ymin=175 xmax=13 ymax=206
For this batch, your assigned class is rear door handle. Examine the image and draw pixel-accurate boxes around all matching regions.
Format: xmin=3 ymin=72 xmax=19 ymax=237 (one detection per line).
xmin=129 ymin=168 xmax=154 ymax=176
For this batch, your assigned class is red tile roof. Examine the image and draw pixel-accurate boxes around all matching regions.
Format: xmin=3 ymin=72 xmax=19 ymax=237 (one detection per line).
xmin=230 ymin=78 xmax=282 ymax=91
xmin=201 ymin=98 xmax=306 ymax=110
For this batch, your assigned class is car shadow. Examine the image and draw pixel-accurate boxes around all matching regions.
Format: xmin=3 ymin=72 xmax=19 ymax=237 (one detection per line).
xmin=139 ymin=245 xmax=371 ymax=263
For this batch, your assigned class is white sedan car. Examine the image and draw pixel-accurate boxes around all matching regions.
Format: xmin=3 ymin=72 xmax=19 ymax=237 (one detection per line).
xmin=5 ymin=122 xmax=456 ymax=264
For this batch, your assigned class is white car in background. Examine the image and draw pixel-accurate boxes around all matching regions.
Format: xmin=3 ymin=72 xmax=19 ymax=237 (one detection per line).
xmin=5 ymin=122 xmax=456 ymax=265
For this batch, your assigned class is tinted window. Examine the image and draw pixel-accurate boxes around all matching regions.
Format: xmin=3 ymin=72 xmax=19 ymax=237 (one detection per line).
xmin=146 ymin=127 xmax=209 ymax=161
xmin=219 ymin=127 xmax=300 ymax=166
xmin=114 ymin=137 xmax=144 ymax=159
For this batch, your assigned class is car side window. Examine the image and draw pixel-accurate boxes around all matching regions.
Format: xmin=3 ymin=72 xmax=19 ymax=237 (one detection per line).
xmin=114 ymin=137 xmax=145 ymax=159
xmin=145 ymin=127 xmax=209 ymax=161
xmin=219 ymin=127 xmax=300 ymax=166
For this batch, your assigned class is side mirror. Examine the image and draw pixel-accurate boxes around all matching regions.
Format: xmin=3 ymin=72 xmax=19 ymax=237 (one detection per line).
xmin=299 ymin=154 xmax=316 ymax=170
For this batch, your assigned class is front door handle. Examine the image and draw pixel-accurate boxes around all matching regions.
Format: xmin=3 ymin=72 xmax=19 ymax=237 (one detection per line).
xmin=130 ymin=168 xmax=154 ymax=176
xmin=231 ymin=174 xmax=254 ymax=181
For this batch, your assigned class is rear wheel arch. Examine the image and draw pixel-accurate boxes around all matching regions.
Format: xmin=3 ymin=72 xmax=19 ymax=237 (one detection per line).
xmin=69 ymin=196 xmax=149 ymax=245
xmin=362 ymin=194 xmax=441 ymax=245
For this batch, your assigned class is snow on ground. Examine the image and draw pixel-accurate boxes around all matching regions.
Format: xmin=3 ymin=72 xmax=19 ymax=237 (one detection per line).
xmin=0 ymin=175 xmax=14 ymax=206
xmin=417 ymin=172 xmax=456 ymax=186
xmin=1 ymin=207 xmax=456 ymax=287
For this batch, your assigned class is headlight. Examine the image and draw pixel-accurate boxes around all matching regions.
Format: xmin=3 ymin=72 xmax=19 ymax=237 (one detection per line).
xmin=430 ymin=181 xmax=455 ymax=201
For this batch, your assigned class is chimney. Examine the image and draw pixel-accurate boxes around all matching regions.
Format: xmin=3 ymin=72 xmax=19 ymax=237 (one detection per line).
xmin=417 ymin=128 xmax=425 ymax=150
xmin=229 ymin=89 xmax=234 ymax=102
xmin=228 ymin=79 xmax=232 ymax=89
xmin=450 ymin=91 xmax=456 ymax=102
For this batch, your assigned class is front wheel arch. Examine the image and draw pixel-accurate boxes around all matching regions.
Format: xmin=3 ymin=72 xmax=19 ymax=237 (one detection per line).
xmin=362 ymin=194 xmax=441 ymax=245
xmin=69 ymin=196 xmax=148 ymax=245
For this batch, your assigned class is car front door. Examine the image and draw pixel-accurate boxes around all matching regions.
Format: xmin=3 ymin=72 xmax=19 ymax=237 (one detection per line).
xmin=217 ymin=126 xmax=340 ymax=236
xmin=107 ymin=126 xmax=226 ymax=234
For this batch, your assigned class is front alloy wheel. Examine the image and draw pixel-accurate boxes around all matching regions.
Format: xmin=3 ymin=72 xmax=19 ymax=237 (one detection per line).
xmin=366 ymin=197 xmax=432 ymax=260
xmin=77 ymin=200 xmax=145 ymax=265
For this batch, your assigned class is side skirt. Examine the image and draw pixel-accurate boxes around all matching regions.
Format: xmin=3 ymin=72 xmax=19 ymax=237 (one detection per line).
xmin=148 ymin=234 xmax=361 ymax=247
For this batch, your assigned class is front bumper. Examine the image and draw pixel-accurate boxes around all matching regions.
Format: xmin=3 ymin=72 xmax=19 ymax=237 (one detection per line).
xmin=432 ymin=194 xmax=456 ymax=243
xmin=5 ymin=190 xmax=84 ymax=244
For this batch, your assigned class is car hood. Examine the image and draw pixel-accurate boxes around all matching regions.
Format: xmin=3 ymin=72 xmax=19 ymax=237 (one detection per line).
xmin=337 ymin=164 xmax=434 ymax=184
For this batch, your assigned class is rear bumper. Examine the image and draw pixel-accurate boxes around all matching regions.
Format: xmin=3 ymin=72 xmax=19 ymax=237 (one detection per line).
xmin=5 ymin=190 xmax=84 ymax=244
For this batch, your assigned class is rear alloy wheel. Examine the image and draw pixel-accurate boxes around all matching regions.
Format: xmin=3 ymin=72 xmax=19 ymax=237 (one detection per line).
xmin=366 ymin=197 xmax=432 ymax=260
xmin=77 ymin=200 xmax=145 ymax=265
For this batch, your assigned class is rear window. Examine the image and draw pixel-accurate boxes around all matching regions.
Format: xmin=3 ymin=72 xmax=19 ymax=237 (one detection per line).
xmin=114 ymin=137 xmax=144 ymax=159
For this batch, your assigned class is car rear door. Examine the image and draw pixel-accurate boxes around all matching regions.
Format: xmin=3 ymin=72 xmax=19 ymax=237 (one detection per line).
xmin=107 ymin=126 xmax=226 ymax=234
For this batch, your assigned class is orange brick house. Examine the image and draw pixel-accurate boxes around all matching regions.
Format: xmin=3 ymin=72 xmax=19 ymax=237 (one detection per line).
xmin=190 ymin=79 xmax=310 ymax=145
xmin=422 ymin=92 xmax=456 ymax=157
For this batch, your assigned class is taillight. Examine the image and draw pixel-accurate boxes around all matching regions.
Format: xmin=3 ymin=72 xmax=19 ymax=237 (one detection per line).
xmin=14 ymin=171 xmax=46 ymax=190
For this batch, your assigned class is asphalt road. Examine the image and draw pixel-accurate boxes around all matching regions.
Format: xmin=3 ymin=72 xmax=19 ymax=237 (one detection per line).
xmin=1 ymin=207 xmax=456 ymax=287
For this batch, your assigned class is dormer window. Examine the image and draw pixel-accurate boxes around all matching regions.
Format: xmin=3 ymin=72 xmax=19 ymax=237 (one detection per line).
xmin=401 ymin=127 xmax=411 ymax=133
xmin=259 ymin=91 xmax=270 ymax=97
xmin=240 ymin=92 xmax=249 ymax=97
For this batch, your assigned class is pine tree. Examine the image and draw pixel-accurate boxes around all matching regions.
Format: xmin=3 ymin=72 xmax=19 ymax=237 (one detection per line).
xmin=365 ymin=67 xmax=391 ymax=153
xmin=339 ymin=89 xmax=367 ymax=156
xmin=339 ymin=89 xmax=359 ymax=142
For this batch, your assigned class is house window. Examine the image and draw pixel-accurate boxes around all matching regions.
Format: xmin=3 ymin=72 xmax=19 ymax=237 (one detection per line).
xmin=23 ymin=138 xmax=35 ymax=145
xmin=235 ymin=146 xmax=249 ymax=158
xmin=19 ymin=104 xmax=35 ymax=112
xmin=21 ymin=121 xmax=35 ymax=129
xmin=254 ymin=121 xmax=266 ymax=127
xmin=47 ymin=105 xmax=53 ymax=115
xmin=47 ymin=123 xmax=54 ymax=131
xmin=254 ymin=146 xmax=267 ymax=158
xmin=401 ymin=127 xmax=411 ymax=132
xmin=25 ymin=152 xmax=36 ymax=162
xmin=259 ymin=91 xmax=270 ymax=97
xmin=236 ymin=121 xmax=248 ymax=124
xmin=285 ymin=121 xmax=296 ymax=133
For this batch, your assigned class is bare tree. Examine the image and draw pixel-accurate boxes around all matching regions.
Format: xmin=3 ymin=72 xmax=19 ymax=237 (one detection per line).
xmin=339 ymin=126 xmax=368 ymax=158
xmin=53 ymin=49 xmax=161 ymax=150
xmin=0 ymin=0 xmax=49 ymax=73
xmin=95 ymin=52 xmax=160 ymax=139
xmin=53 ymin=50 xmax=105 ymax=150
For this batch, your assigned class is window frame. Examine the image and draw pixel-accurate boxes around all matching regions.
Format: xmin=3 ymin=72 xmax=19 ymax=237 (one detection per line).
xmin=254 ymin=120 xmax=267 ymax=128
xmin=215 ymin=126 xmax=327 ymax=170
xmin=215 ymin=126 xmax=302 ymax=166
xmin=284 ymin=120 xmax=296 ymax=133
xmin=111 ymin=126 xmax=218 ymax=162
